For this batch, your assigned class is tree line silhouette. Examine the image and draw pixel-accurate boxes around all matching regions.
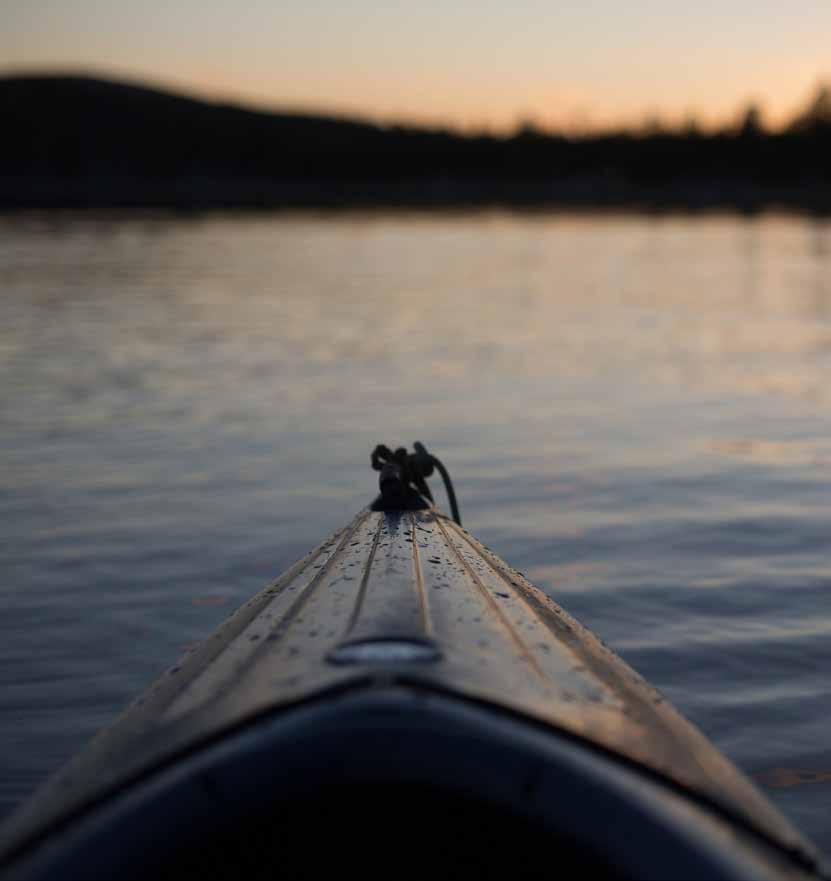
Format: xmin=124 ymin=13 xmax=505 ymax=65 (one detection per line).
xmin=0 ymin=74 xmax=829 ymax=210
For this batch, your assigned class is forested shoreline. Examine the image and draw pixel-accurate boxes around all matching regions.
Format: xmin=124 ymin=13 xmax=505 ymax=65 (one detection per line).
xmin=2 ymin=74 xmax=829 ymax=211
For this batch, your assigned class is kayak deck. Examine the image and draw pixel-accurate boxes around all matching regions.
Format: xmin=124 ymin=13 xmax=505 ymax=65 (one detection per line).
xmin=0 ymin=508 xmax=823 ymax=879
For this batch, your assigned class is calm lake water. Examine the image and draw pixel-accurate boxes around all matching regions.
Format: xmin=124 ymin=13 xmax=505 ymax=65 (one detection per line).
xmin=2 ymin=209 xmax=831 ymax=852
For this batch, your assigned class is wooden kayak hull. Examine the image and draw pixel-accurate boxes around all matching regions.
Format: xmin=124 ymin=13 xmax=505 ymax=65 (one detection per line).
xmin=0 ymin=509 xmax=825 ymax=879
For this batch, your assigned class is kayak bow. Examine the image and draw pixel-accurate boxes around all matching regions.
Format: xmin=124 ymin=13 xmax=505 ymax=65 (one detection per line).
xmin=0 ymin=445 xmax=825 ymax=880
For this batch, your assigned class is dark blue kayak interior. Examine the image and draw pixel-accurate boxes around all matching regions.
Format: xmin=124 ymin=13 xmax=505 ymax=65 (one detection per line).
xmin=8 ymin=684 xmax=808 ymax=881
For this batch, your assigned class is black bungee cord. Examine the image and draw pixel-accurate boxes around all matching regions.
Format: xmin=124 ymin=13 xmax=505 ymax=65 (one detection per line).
xmin=370 ymin=442 xmax=461 ymax=526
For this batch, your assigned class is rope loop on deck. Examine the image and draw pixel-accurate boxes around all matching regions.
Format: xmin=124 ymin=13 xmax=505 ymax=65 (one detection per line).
xmin=371 ymin=442 xmax=461 ymax=525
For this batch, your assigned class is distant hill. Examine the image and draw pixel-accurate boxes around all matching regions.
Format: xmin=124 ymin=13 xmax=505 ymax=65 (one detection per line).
xmin=1 ymin=73 xmax=829 ymax=210
xmin=0 ymin=74 xmax=410 ymax=177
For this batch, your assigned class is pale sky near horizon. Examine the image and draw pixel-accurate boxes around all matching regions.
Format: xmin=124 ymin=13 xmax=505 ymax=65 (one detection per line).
xmin=2 ymin=0 xmax=830 ymax=132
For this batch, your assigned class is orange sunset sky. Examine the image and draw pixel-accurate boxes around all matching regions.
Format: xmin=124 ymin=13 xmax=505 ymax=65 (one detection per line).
xmin=2 ymin=0 xmax=829 ymax=132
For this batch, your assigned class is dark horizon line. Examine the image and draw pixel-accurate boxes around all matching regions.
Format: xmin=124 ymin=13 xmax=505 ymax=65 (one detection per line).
xmin=2 ymin=71 xmax=830 ymax=213
xmin=2 ymin=67 xmax=830 ymax=140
